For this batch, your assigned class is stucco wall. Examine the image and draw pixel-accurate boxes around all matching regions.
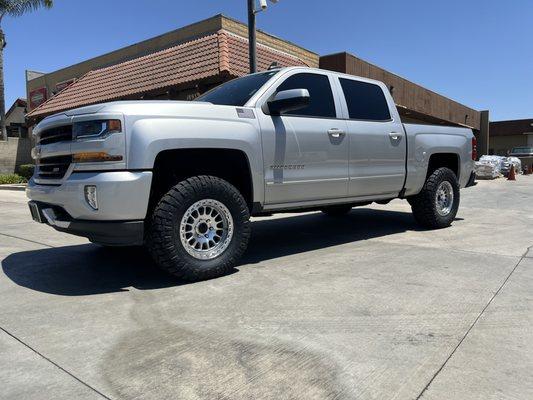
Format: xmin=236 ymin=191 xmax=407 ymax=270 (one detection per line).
xmin=0 ymin=138 xmax=33 ymax=174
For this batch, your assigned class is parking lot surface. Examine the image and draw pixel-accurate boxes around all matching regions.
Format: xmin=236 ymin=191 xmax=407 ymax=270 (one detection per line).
xmin=1 ymin=178 xmax=532 ymax=400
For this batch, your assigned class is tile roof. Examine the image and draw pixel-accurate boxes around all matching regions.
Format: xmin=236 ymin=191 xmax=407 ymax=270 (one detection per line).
xmin=28 ymin=30 xmax=308 ymax=118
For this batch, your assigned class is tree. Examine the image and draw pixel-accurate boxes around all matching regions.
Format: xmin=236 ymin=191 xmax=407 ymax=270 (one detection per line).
xmin=0 ymin=0 xmax=53 ymax=141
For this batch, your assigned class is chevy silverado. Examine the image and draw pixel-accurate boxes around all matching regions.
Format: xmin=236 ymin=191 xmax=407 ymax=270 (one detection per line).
xmin=27 ymin=67 xmax=476 ymax=280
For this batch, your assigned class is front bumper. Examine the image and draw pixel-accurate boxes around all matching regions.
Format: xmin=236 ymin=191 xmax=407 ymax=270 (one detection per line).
xmin=28 ymin=201 xmax=144 ymax=245
xmin=26 ymin=170 xmax=152 ymax=246
xmin=26 ymin=170 xmax=152 ymax=220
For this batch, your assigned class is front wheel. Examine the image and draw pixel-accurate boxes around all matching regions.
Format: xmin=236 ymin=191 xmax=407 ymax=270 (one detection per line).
xmin=409 ymin=167 xmax=460 ymax=229
xmin=146 ymin=176 xmax=251 ymax=281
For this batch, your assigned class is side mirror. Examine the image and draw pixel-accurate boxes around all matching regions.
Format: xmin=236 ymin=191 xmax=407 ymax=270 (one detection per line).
xmin=264 ymin=89 xmax=310 ymax=115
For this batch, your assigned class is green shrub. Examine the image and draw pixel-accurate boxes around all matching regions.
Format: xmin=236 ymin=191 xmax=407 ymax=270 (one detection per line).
xmin=17 ymin=164 xmax=35 ymax=179
xmin=0 ymin=174 xmax=27 ymax=184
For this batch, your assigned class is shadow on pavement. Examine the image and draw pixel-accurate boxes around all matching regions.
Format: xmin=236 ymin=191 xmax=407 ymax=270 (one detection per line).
xmin=2 ymin=208 xmax=418 ymax=296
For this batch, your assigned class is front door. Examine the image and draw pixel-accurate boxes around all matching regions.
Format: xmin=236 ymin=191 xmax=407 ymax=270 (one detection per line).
xmin=257 ymin=72 xmax=349 ymax=205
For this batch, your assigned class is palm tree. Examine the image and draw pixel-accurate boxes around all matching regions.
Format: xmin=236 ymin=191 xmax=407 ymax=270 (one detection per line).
xmin=0 ymin=0 xmax=53 ymax=140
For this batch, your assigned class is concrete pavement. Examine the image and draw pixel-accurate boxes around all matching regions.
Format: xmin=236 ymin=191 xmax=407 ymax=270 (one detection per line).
xmin=0 ymin=178 xmax=532 ymax=399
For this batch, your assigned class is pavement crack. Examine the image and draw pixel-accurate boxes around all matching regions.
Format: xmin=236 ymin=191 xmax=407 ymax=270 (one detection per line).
xmin=415 ymin=245 xmax=533 ymax=399
xmin=0 ymin=326 xmax=112 ymax=400
xmin=0 ymin=232 xmax=54 ymax=248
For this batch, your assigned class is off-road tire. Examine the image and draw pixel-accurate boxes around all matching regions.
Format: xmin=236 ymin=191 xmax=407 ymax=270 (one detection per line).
xmin=321 ymin=204 xmax=353 ymax=216
xmin=146 ymin=176 xmax=251 ymax=281
xmin=409 ymin=167 xmax=460 ymax=229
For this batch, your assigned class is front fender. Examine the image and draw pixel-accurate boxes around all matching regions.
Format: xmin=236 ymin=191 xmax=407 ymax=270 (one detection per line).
xmin=126 ymin=116 xmax=264 ymax=205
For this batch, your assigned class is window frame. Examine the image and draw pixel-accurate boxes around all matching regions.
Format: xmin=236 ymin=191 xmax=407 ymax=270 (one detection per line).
xmin=257 ymin=70 xmax=343 ymax=120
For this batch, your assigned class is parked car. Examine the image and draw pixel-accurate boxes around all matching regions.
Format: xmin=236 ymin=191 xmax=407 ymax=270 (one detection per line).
xmin=27 ymin=67 xmax=475 ymax=281
xmin=510 ymin=147 xmax=533 ymax=172
xmin=510 ymin=146 xmax=533 ymax=157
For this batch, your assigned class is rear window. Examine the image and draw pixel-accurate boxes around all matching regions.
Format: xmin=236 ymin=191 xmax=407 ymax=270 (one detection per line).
xmin=339 ymin=78 xmax=391 ymax=121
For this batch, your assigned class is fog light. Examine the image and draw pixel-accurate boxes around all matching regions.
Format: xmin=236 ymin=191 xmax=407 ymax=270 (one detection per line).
xmin=84 ymin=185 xmax=98 ymax=210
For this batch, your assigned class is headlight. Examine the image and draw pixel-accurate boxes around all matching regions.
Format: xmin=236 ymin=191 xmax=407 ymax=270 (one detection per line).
xmin=73 ymin=119 xmax=121 ymax=139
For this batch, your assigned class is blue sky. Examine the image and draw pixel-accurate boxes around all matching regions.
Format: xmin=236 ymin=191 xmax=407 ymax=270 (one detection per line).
xmin=3 ymin=0 xmax=531 ymax=121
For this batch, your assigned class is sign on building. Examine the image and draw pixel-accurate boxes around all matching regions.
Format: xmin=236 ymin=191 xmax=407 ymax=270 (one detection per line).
xmin=29 ymin=87 xmax=48 ymax=109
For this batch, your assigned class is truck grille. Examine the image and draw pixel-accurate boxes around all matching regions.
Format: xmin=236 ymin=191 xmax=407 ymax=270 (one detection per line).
xmin=38 ymin=125 xmax=73 ymax=145
xmin=37 ymin=155 xmax=72 ymax=180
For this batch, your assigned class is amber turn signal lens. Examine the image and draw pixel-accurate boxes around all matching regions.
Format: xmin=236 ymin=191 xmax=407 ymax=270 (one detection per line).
xmin=73 ymin=152 xmax=123 ymax=163
xmin=108 ymin=119 xmax=121 ymax=133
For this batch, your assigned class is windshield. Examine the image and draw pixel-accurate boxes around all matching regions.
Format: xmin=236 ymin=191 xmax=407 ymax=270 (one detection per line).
xmin=511 ymin=147 xmax=533 ymax=154
xmin=195 ymin=70 xmax=279 ymax=106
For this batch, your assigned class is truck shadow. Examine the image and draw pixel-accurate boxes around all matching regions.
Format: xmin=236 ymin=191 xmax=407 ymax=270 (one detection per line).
xmin=2 ymin=208 xmax=419 ymax=296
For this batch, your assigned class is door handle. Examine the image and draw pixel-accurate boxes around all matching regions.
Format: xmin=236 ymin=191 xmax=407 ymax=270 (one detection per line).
xmin=328 ymin=128 xmax=345 ymax=138
xmin=389 ymin=132 xmax=403 ymax=141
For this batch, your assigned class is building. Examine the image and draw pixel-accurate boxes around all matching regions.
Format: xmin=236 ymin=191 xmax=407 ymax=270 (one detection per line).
xmin=0 ymin=98 xmax=32 ymax=174
xmin=6 ymin=98 xmax=28 ymax=138
xmin=25 ymin=14 xmax=488 ymax=150
xmin=488 ymin=119 xmax=533 ymax=156
xmin=26 ymin=15 xmax=317 ymax=122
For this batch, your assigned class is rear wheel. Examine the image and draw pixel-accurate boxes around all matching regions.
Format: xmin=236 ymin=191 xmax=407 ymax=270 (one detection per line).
xmin=146 ymin=176 xmax=251 ymax=281
xmin=409 ymin=167 xmax=459 ymax=229
xmin=321 ymin=204 xmax=353 ymax=216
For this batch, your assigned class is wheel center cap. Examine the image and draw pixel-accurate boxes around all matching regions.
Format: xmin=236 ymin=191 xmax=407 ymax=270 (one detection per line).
xmin=196 ymin=222 xmax=209 ymax=235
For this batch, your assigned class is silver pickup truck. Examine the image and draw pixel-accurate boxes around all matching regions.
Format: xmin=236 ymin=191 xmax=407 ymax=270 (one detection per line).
xmin=27 ymin=67 xmax=475 ymax=281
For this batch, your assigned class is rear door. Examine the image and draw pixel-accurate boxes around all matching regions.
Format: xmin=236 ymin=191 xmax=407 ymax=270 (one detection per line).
xmin=256 ymin=71 xmax=349 ymax=205
xmin=335 ymin=77 xmax=406 ymax=197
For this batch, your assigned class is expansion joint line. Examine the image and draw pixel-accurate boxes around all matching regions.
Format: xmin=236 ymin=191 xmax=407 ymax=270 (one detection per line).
xmin=415 ymin=245 xmax=532 ymax=399
xmin=0 ymin=326 xmax=112 ymax=400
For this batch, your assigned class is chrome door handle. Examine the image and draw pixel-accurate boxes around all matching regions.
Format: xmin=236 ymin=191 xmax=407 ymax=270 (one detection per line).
xmin=389 ymin=132 xmax=403 ymax=140
xmin=328 ymin=128 xmax=345 ymax=138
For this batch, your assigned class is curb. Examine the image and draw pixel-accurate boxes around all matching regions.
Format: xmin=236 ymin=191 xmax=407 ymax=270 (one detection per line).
xmin=0 ymin=184 xmax=27 ymax=192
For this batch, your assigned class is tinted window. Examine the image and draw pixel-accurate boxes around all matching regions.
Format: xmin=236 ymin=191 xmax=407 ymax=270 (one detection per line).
xmin=339 ymin=78 xmax=391 ymax=121
xmin=196 ymin=70 xmax=279 ymax=106
xmin=276 ymin=73 xmax=336 ymax=118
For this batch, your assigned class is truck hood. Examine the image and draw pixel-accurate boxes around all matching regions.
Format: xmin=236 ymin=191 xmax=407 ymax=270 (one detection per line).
xmin=35 ymin=100 xmax=253 ymax=137
xmin=61 ymin=100 xmax=244 ymax=121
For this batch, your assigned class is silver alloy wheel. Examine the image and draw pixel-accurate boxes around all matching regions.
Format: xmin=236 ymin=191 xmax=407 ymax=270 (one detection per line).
xmin=179 ymin=199 xmax=234 ymax=260
xmin=435 ymin=181 xmax=454 ymax=216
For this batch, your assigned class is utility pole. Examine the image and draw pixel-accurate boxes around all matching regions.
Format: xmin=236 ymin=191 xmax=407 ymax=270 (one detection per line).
xmin=247 ymin=0 xmax=280 ymax=74
xmin=247 ymin=0 xmax=257 ymax=73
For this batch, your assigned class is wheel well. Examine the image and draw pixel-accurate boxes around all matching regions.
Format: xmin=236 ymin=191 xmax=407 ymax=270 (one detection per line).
xmin=427 ymin=153 xmax=460 ymax=179
xmin=149 ymin=148 xmax=253 ymax=211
